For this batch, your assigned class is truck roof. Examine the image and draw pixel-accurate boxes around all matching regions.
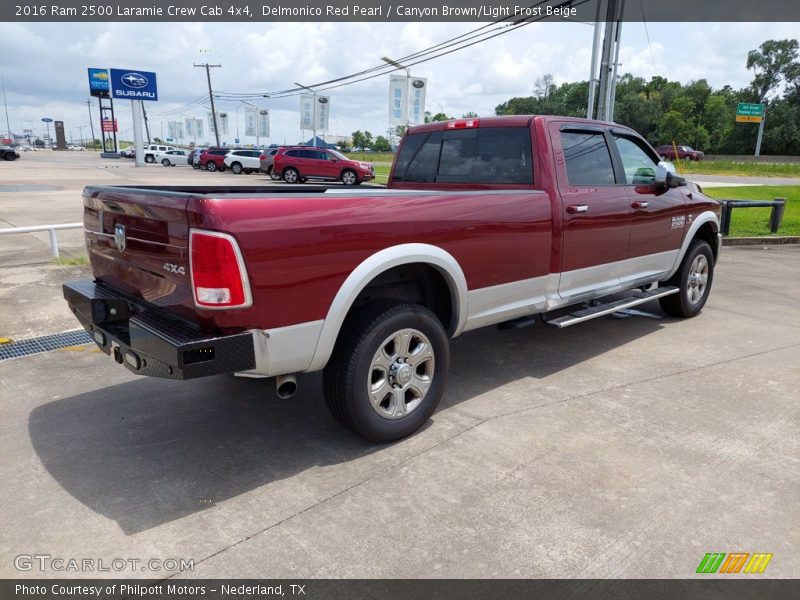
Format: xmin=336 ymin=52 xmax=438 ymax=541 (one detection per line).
xmin=406 ymin=114 xmax=623 ymax=135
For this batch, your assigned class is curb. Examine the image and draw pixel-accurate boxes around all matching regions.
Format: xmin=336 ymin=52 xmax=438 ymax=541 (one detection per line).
xmin=723 ymin=237 xmax=800 ymax=246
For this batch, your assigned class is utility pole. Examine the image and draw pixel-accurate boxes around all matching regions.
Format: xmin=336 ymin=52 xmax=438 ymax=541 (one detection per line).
xmin=141 ymin=101 xmax=151 ymax=143
xmin=596 ymin=0 xmax=625 ymax=122
xmin=86 ymin=99 xmax=96 ymax=150
xmin=586 ymin=0 xmax=604 ymax=119
xmin=1 ymin=76 xmax=11 ymax=141
xmin=195 ymin=63 xmax=222 ymax=147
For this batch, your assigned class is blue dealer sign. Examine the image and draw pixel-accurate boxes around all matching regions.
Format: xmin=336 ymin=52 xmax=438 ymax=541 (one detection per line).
xmin=110 ymin=68 xmax=158 ymax=101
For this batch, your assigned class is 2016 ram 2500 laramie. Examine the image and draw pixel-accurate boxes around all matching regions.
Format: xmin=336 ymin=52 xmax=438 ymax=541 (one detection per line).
xmin=64 ymin=116 xmax=721 ymax=442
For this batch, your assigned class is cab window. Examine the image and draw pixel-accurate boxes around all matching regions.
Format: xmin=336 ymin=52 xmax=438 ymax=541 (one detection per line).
xmin=613 ymin=135 xmax=658 ymax=185
xmin=561 ymin=131 xmax=615 ymax=185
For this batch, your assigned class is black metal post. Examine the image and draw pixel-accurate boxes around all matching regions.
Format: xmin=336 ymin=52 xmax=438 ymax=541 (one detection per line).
xmin=769 ymin=198 xmax=786 ymax=234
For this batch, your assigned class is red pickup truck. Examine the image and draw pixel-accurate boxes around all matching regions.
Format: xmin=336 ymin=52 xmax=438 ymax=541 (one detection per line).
xmin=64 ymin=116 xmax=722 ymax=442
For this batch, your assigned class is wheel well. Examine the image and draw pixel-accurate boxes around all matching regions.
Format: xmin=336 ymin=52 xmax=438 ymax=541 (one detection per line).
xmin=693 ymin=221 xmax=719 ymax=262
xmin=351 ymin=264 xmax=454 ymax=333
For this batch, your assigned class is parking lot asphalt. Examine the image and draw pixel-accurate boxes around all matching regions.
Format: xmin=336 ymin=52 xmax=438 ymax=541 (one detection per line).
xmin=0 ymin=152 xmax=798 ymax=579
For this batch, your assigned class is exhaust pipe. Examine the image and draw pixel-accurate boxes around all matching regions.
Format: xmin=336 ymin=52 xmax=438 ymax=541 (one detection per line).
xmin=276 ymin=374 xmax=297 ymax=399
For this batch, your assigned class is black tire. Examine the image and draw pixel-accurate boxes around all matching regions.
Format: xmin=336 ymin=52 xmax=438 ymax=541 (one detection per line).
xmin=283 ymin=167 xmax=299 ymax=183
xmin=341 ymin=169 xmax=358 ymax=186
xmin=192 ymin=161 xmax=200 ymax=170
xmin=323 ymin=302 xmax=450 ymax=443
xmin=206 ymin=161 xmax=217 ymax=172
xmin=231 ymin=162 xmax=243 ymax=174
xmin=268 ymin=167 xmax=281 ymax=181
xmin=145 ymin=154 xmax=155 ymax=163
xmin=161 ymin=158 xmax=170 ymax=166
xmin=659 ymin=240 xmax=715 ymax=318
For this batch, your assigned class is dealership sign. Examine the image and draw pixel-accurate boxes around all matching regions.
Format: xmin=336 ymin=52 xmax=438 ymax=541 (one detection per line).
xmin=110 ymin=69 xmax=158 ymax=101
xmin=87 ymin=68 xmax=110 ymax=97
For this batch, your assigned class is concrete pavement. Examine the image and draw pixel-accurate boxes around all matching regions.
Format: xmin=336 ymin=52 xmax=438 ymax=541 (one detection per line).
xmin=0 ymin=245 xmax=797 ymax=579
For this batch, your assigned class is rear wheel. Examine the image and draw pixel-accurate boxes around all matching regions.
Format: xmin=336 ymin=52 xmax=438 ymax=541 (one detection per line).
xmin=323 ymin=302 xmax=449 ymax=443
xmin=206 ymin=161 xmax=217 ymax=172
xmin=268 ymin=167 xmax=281 ymax=180
xmin=341 ymin=169 xmax=358 ymax=185
xmin=283 ymin=168 xmax=299 ymax=183
xmin=659 ymin=240 xmax=714 ymax=318
xmin=231 ymin=162 xmax=243 ymax=174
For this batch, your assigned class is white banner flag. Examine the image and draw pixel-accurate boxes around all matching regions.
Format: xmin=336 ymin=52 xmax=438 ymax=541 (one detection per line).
xmin=245 ymin=108 xmax=257 ymax=137
xmin=300 ymin=94 xmax=314 ymax=129
xmin=300 ymin=95 xmax=330 ymax=131
xmin=409 ymin=77 xmax=427 ymax=125
xmin=389 ymin=75 xmax=407 ymax=126
xmin=257 ymin=109 xmax=270 ymax=138
xmin=185 ymin=118 xmax=203 ymax=140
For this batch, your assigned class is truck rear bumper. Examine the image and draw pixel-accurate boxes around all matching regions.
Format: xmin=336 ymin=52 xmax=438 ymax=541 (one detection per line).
xmin=63 ymin=280 xmax=256 ymax=380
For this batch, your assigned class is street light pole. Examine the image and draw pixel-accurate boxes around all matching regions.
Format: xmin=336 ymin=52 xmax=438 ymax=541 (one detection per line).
xmin=294 ymin=82 xmax=317 ymax=147
xmin=381 ymin=56 xmax=411 ymax=130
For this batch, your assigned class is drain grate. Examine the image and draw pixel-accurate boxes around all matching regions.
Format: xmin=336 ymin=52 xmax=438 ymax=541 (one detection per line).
xmin=0 ymin=329 xmax=92 ymax=361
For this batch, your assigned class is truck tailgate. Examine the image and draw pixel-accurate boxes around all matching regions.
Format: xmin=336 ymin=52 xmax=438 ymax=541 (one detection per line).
xmin=83 ymin=186 xmax=194 ymax=319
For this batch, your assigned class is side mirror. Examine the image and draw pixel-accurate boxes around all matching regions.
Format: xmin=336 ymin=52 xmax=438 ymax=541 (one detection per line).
xmin=655 ymin=161 xmax=685 ymax=188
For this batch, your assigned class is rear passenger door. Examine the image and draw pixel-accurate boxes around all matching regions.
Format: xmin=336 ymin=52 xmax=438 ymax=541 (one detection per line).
xmin=551 ymin=124 xmax=631 ymax=299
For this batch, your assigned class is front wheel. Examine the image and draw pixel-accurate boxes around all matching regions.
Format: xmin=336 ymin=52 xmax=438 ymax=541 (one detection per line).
xmin=161 ymin=158 xmax=170 ymax=166
xmin=323 ymin=302 xmax=450 ymax=443
xmin=206 ymin=162 xmax=217 ymax=172
xmin=145 ymin=154 xmax=155 ymax=163
xmin=231 ymin=162 xmax=243 ymax=174
xmin=659 ymin=240 xmax=714 ymax=318
xmin=341 ymin=169 xmax=358 ymax=185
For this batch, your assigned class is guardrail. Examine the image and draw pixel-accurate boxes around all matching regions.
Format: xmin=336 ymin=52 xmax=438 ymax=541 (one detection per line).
xmin=0 ymin=223 xmax=83 ymax=258
xmin=718 ymin=198 xmax=786 ymax=236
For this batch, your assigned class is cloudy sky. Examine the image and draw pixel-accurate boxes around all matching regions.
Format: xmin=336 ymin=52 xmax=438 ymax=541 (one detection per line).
xmin=1 ymin=20 xmax=797 ymax=145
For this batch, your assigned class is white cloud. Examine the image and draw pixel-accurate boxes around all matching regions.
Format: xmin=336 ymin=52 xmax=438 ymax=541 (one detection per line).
xmin=0 ymin=21 xmax=797 ymax=144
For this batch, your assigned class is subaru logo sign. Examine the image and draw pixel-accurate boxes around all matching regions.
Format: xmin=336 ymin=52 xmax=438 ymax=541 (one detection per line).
xmin=114 ymin=224 xmax=126 ymax=252
xmin=412 ymin=80 xmax=425 ymax=89
xmin=121 ymin=73 xmax=148 ymax=88
xmin=110 ymin=68 xmax=158 ymax=101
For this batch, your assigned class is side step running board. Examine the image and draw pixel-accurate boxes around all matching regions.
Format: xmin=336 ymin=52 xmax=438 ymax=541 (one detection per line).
xmin=544 ymin=286 xmax=679 ymax=329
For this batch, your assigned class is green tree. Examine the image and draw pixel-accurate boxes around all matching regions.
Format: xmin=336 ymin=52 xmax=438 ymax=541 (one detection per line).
xmin=462 ymin=111 xmax=479 ymax=118
xmin=373 ymin=136 xmax=391 ymax=152
xmin=747 ymin=39 xmax=800 ymax=101
xmin=351 ymin=130 xmax=367 ymax=150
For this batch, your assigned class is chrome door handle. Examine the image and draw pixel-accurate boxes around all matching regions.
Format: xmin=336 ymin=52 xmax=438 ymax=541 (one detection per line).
xmin=567 ymin=204 xmax=589 ymax=214
xmin=632 ymin=201 xmax=650 ymax=209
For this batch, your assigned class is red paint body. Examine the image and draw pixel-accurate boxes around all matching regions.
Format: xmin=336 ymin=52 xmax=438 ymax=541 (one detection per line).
xmin=82 ymin=116 xmax=720 ymax=334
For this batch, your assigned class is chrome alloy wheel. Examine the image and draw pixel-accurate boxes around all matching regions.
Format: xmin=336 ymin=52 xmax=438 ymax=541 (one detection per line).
xmin=686 ymin=254 xmax=709 ymax=305
xmin=341 ymin=170 xmax=357 ymax=185
xmin=368 ymin=328 xmax=435 ymax=419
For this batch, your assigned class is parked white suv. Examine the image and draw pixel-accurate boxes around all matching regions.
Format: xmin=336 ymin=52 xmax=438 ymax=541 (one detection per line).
xmin=223 ymin=149 xmax=262 ymax=174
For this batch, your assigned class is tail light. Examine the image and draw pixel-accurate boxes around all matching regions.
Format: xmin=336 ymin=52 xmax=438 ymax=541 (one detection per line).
xmin=259 ymin=154 xmax=267 ymax=160
xmin=189 ymin=229 xmax=252 ymax=309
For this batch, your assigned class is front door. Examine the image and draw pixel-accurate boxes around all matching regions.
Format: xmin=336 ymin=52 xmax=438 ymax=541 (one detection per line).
xmin=551 ymin=123 xmax=631 ymax=299
xmin=610 ymin=133 xmax=687 ymax=284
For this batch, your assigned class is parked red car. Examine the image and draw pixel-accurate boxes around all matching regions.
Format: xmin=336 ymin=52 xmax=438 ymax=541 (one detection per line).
xmin=198 ymin=148 xmax=230 ymax=172
xmin=656 ymin=145 xmax=704 ymax=161
xmin=272 ymin=147 xmax=374 ymax=185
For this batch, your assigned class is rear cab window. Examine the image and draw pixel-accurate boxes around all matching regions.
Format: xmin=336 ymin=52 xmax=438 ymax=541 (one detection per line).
xmin=393 ymin=126 xmax=533 ymax=185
